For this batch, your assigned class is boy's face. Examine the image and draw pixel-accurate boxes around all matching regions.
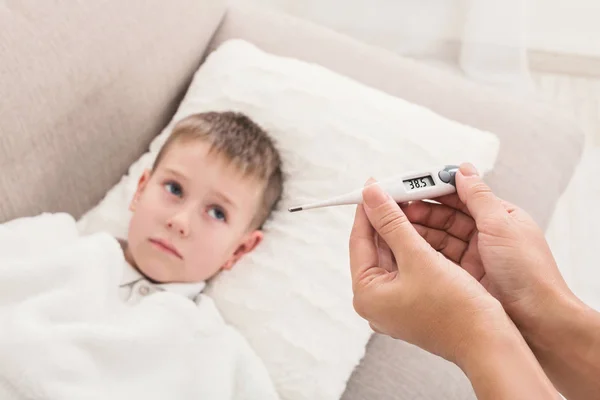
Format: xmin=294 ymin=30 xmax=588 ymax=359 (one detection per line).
xmin=126 ymin=140 xmax=265 ymax=283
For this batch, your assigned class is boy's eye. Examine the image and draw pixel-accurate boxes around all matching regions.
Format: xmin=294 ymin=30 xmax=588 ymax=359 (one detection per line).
xmin=207 ymin=206 xmax=227 ymax=222
xmin=164 ymin=181 xmax=183 ymax=197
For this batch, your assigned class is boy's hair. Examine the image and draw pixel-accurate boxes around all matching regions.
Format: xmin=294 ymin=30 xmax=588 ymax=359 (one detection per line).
xmin=152 ymin=111 xmax=284 ymax=229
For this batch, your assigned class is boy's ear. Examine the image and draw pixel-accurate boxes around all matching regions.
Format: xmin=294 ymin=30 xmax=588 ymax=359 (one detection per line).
xmin=221 ymin=230 xmax=264 ymax=271
xmin=129 ymin=169 xmax=152 ymax=212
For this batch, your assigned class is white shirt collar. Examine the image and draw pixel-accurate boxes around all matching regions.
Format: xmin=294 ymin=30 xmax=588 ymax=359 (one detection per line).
xmin=120 ymin=257 xmax=206 ymax=301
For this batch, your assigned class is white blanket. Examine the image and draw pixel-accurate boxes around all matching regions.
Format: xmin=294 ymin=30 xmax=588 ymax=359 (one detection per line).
xmin=0 ymin=213 xmax=279 ymax=400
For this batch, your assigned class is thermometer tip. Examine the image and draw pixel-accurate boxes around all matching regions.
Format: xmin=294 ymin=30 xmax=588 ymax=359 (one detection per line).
xmin=288 ymin=206 xmax=303 ymax=213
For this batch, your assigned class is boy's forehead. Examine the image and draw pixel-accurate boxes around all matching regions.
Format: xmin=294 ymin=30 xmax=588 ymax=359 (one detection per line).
xmin=159 ymin=140 xmax=240 ymax=178
xmin=157 ymin=140 xmax=265 ymax=203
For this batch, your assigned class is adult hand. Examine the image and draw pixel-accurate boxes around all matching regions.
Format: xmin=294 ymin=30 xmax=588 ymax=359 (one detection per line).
xmin=399 ymin=163 xmax=574 ymax=331
xmin=348 ymin=172 xmax=560 ymax=400
xmin=401 ymin=163 xmax=600 ymax=400
xmin=349 ymin=177 xmax=507 ymax=364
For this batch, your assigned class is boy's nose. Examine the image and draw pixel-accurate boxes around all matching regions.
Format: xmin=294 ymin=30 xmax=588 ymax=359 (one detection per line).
xmin=167 ymin=219 xmax=188 ymax=237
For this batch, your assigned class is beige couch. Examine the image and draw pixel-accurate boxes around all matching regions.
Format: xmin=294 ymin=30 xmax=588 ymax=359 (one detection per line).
xmin=0 ymin=0 xmax=584 ymax=398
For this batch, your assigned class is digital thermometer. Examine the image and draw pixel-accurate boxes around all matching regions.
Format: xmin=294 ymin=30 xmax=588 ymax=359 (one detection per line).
xmin=288 ymin=165 xmax=459 ymax=212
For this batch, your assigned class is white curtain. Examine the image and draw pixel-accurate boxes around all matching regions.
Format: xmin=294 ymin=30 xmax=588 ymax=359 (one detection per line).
xmin=239 ymin=0 xmax=534 ymax=93
xmin=459 ymin=0 xmax=534 ymax=93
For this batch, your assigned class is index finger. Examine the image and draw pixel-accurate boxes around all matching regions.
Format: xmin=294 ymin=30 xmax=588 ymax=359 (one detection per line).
xmin=349 ymin=203 xmax=378 ymax=287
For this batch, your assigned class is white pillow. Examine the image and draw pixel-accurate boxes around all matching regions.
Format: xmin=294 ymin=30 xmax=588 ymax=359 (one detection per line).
xmin=77 ymin=39 xmax=499 ymax=400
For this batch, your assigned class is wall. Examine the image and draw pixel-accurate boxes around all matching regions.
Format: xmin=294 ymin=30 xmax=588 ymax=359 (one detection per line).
xmin=528 ymin=0 xmax=600 ymax=58
xmin=240 ymin=0 xmax=463 ymax=58
xmin=240 ymin=0 xmax=600 ymax=59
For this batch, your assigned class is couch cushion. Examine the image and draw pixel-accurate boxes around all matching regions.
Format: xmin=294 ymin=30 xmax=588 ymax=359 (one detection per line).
xmin=0 ymin=0 xmax=226 ymax=223
xmin=343 ymin=335 xmax=476 ymax=400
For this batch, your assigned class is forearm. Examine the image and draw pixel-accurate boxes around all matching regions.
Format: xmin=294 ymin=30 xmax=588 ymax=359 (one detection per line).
xmin=520 ymin=294 xmax=600 ymax=400
xmin=457 ymin=316 xmax=559 ymax=400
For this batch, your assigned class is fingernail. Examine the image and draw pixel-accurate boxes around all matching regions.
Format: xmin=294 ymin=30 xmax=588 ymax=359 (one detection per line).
xmin=363 ymin=183 xmax=389 ymax=208
xmin=364 ymin=177 xmax=377 ymax=187
xmin=460 ymin=163 xmax=479 ymax=177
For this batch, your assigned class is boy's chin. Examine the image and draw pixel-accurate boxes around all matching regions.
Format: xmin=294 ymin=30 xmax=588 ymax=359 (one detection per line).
xmin=136 ymin=261 xmax=211 ymax=284
xmin=136 ymin=264 xmax=170 ymax=284
xmin=131 ymin=256 xmax=175 ymax=283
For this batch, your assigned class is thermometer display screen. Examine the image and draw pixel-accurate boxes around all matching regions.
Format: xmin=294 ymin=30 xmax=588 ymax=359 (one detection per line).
xmin=403 ymin=175 xmax=435 ymax=191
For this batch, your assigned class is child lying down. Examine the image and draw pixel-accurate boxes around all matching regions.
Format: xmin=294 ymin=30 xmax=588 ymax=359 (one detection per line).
xmin=121 ymin=111 xmax=283 ymax=303
xmin=0 ymin=112 xmax=283 ymax=400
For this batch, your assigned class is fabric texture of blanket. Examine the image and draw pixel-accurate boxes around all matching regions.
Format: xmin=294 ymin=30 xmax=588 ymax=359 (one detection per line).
xmin=0 ymin=213 xmax=278 ymax=400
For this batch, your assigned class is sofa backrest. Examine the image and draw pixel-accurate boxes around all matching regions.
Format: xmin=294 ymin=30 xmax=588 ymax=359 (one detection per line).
xmin=0 ymin=0 xmax=226 ymax=222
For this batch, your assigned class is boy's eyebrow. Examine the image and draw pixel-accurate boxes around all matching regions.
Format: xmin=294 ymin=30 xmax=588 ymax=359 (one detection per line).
xmin=164 ymin=167 xmax=188 ymax=181
xmin=214 ymin=191 xmax=238 ymax=209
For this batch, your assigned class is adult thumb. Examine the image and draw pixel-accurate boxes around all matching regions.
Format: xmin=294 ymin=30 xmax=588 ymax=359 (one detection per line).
xmin=455 ymin=163 xmax=507 ymax=222
xmin=362 ymin=181 xmax=426 ymax=261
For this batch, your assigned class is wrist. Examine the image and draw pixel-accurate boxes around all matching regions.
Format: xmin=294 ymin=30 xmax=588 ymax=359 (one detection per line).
xmin=518 ymin=287 xmax=591 ymax=351
xmin=521 ymin=290 xmax=600 ymax=367
xmin=516 ymin=290 xmax=600 ymax=399
xmin=454 ymin=310 xmax=523 ymax=373
xmin=456 ymin=311 xmax=558 ymax=399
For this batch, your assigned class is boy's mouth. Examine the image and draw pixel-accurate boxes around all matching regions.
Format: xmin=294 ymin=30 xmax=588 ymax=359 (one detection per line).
xmin=149 ymin=238 xmax=183 ymax=259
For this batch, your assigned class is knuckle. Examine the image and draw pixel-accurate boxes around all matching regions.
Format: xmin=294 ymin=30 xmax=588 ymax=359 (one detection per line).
xmin=465 ymin=223 xmax=478 ymax=240
xmin=442 ymin=209 xmax=458 ymax=231
xmin=348 ymin=234 xmax=362 ymax=251
xmin=422 ymin=202 xmax=434 ymax=224
xmin=438 ymin=233 xmax=451 ymax=251
xmin=416 ymin=224 xmax=429 ymax=240
xmin=377 ymin=205 xmax=409 ymax=237
xmin=349 ymin=228 xmax=374 ymax=252
xmin=352 ymin=295 xmax=370 ymax=319
xmin=470 ymin=181 xmax=493 ymax=201
xmin=369 ymin=323 xmax=381 ymax=334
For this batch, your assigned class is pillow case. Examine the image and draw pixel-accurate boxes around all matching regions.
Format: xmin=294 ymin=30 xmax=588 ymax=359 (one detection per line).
xmin=77 ymin=39 xmax=500 ymax=400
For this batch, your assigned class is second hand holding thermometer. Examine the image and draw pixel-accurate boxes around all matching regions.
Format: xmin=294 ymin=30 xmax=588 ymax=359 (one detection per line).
xmin=289 ymin=165 xmax=459 ymax=212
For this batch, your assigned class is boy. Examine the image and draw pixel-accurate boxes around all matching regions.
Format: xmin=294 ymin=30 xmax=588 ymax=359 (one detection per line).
xmin=118 ymin=111 xmax=284 ymax=303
